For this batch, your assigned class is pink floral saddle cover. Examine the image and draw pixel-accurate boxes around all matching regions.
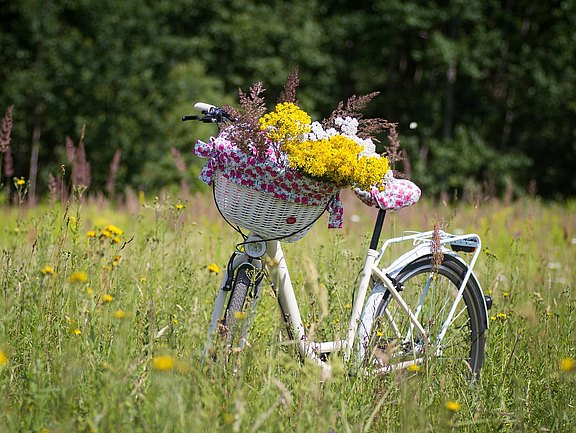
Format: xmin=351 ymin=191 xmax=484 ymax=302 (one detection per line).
xmin=354 ymin=171 xmax=421 ymax=211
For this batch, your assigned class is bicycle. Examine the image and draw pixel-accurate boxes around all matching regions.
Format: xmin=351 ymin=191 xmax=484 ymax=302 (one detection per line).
xmin=183 ymin=103 xmax=492 ymax=380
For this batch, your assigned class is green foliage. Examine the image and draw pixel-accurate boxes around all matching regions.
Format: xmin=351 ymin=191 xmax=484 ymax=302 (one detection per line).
xmin=1 ymin=0 xmax=575 ymax=199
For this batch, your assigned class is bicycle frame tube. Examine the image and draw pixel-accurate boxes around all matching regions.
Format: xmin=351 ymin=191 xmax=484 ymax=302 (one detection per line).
xmin=265 ymin=241 xmax=320 ymax=363
xmin=343 ymin=248 xmax=379 ymax=361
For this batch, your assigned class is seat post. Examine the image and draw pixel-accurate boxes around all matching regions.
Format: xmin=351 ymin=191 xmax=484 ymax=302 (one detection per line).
xmin=369 ymin=209 xmax=387 ymax=251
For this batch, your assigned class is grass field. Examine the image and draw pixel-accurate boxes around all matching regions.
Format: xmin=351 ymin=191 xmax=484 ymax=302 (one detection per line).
xmin=0 ymin=190 xmax=574 ymax=432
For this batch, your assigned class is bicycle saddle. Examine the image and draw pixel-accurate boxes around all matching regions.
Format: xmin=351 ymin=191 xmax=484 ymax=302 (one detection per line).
xmin=354 ymin=171 xmax=421 ymax=211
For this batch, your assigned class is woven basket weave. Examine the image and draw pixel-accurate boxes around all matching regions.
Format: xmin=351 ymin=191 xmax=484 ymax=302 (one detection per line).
xmin=213 ymin=171 xmax=328 ymax=242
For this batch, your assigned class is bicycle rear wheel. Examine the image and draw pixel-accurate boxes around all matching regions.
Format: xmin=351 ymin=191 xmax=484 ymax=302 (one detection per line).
xmin=361 ymin=254 xmax=487 ymax=379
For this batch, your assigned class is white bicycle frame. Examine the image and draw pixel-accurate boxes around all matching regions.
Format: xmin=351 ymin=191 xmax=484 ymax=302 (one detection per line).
xmin=204 ymin=228 xmax=489 ymax=371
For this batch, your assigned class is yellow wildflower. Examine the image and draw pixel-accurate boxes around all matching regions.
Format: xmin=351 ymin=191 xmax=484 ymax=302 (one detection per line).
xmin=103 ymin=294 xmax=113 ymax=302
xmin=86 ymin=230 xmax=97 ymax=238
xmin=560 ymin=357 xmax=575 ymax=372
xmin=233 ymin=311 xmax=246 ymax=320
xmin=175 ymin=202 xmax=185 ymax=210
xmin=407 ymin=364 xmax=421 ymax=372
xmin=15 ymin=177 xmax=26 ymax=186
xmin=69 ymin=271 xmax=88 ymax=283
xmin=101 ymin=229 xmax=112 ymax=239
xmin=73 ymin=329 xmax=82 ymax=335
xmin=207 ymin=263 xmax=220 ymax=274
xmin=41 ymin=266 xmax=55 ymax=276
xmin=152 ymin=355 xmax=175 ymax=371
xmin=490 ymin=312 xmax=508 ymax=321
xmin=0 ymin=350 xmax=8 ymax=367
xmin=284 ymin=133 xmax=389 ymax=190
xmin=445 ymin=401 xmax=461 ymax=412
xmin=112 ymin=236 xmax=121 ymax=244
xmin=259 ymin=102 xmax=311 ymax=145
xmin=86 ymin=287 xmax=94 ymax=296
xmin=106 ymin=224 xmax=123 ymax=236
xmin=113 ymin=310 xmax=129 ymax=319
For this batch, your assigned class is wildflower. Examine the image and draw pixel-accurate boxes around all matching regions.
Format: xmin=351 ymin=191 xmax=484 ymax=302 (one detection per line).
xmin=103 ymin=294 xmax=113 ymax=302
xmin=407 ymin=364 xmax=421 ymax=372
xmin=106 ymin=224 xmax=123 ymax=236
xmin=41 ymin=266 xmax=55 ymax=276
xmin=445 ymin=400 xmax=461 ymax=412
xmin=152 ymin=355 xmax=175 ymax=371
xmin=86 ymin=230 xmax=97 ymax=238
xmin=175 ymin=202 xmax=185 ymax=210
xmin=0 ymin=350 xmax=8 ymax=367
xmin=73 ymin=329 xmax=82 ymax=335
xmin=69 ymin=271 xmax=88 ymax=283
xmin=233 ymin=311 xmax=246 ymax=320
xmin=86 ymin=287 xmax=94 ymax=296
xmin=560 ymin=357 xmax=575 ymax=372
xmin=15 ymin=177 xmax=26 ymax=186
xmin=101 ymin=229 xmax=112 ymax=239
xmin=113 ymin=310 xmax=129 ymax=319
xmin=207 ymin=263 xmax=220 ymax=274
xmin=112 ymin=236 xmax=121 ymax=244
xmin=140 ymin=276 xmax=147 ymax=283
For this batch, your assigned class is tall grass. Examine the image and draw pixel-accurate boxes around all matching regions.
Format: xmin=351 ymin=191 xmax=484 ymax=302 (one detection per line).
xmin=0 ymin=192 xmax=574 ymax=432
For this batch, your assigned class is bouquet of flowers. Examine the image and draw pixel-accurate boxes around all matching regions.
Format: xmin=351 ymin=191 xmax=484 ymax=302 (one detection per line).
xmin=193 ymin=69 xmax=403 ymax=240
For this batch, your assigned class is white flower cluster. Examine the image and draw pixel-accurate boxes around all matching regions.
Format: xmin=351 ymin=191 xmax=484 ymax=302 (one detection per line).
xmin=305 ymin=116 xmax=377 ymax=157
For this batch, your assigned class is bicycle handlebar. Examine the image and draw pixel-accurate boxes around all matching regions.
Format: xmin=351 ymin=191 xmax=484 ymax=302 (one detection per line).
xmin=181 ymin=102 xmax=235 ymax=124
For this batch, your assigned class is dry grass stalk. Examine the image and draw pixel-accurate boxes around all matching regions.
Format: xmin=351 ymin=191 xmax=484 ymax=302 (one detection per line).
xmin=66 ymin=125 xmax=92 ymax=190
xmin=106 ymin=149 xmax=122 ymax=198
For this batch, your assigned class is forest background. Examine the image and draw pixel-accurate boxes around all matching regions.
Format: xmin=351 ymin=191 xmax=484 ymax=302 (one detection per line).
xmin=1 ymin=0 xmax=575 ymax=203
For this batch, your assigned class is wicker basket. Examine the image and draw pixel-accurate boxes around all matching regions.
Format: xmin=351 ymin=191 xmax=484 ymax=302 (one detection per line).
xmin=213 ymin=171 xmax=328 ymax=242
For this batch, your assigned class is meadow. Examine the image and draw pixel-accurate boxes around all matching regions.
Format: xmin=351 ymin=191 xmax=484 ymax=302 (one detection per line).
xmin=0 ymin=189 xmax=574 ymax=432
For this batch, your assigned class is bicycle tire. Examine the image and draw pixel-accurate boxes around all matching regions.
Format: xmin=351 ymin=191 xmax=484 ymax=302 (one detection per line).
xmin=363 ymin=254 xmax=487 ymax=379
xmin=222 ymin=264 xmax=253 ymax=348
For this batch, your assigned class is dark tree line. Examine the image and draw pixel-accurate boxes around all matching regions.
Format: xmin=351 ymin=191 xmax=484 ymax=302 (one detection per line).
xmin=1 ymin=0 xmax=575 ymax=201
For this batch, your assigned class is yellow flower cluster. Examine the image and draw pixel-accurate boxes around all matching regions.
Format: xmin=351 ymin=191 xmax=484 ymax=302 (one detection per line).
xmin=87 ymin=224 xmax=124 ymax=244
xmin=258 ymin=102 xmax=389 ymax=189
xmin=285 ymin=135 xmax=389 ymax=190
xmin=259 ymin=102 xmax=311 ymax=146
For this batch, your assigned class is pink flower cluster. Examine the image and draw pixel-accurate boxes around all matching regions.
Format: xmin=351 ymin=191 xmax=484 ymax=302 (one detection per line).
xmin=354 ymin=178 xmax=421 ymax=210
